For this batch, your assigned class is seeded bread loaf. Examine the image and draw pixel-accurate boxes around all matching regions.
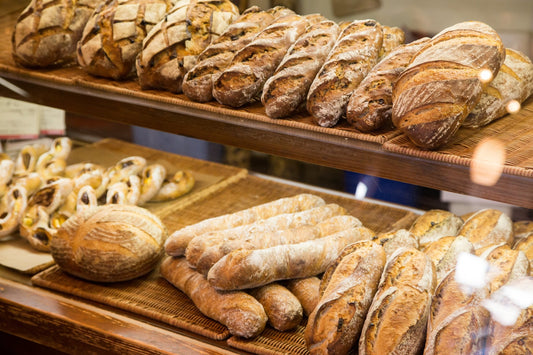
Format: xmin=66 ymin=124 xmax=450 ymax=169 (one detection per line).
xmin=409 ymin=209 xmax=464 ymax=249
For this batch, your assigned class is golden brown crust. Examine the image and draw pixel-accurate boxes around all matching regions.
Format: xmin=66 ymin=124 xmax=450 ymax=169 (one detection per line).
xmin=379 ymin=26 xmax=405 ymax=58
xmin=409 ymin=209 xmax=464 ymax=249
xmin=423 ymin=235 xmax=474 ymax=283
xmin=458 ymin=208 xmax=514 ymax=250
xmin=285 ymin=276 xmax=321 ymax=317
xmin=371 ymin=228 xmax=419 ymax=258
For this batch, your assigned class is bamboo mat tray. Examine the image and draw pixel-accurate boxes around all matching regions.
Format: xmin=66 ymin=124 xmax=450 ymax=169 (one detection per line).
xmin=0 ymin=138 xmax=247 ymax=275
xmin=32 ymin=174 xmax=419 ymax=354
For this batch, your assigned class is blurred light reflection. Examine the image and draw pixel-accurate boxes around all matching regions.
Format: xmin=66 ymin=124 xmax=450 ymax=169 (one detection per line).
xmin=470 ymin=138 xmax=505 ymax=186
xmin=506 ymin=99 xmax=521 ymax=114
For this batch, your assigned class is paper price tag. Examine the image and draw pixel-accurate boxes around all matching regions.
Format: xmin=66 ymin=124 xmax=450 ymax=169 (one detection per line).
xmin=0 ymin=97 xmax=40 ymax=139
xmin=40 ymin=106 xmax=65 ymax=136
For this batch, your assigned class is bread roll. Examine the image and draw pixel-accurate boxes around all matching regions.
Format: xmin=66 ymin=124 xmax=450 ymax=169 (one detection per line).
xmin=164 ymin=193 xmax=325 ymax=256
xmin=306 ymin=19 xmax=383 ymax=127
xmin=305 ymin=241 xmax=386 ymax=355
xmin=212 ymin=12 xmax=308 ymax=107
xmin=346 ymin=37 xmax=430 ymax=132
xmin=12 ymin=0 xmax=104 ymax=68
xmin=458 ymin=208 xmax=514 ymax=250
xmin=392 ymin=21 xmax=505 ymax=149
xmin=160 ymin=256 xmax=267 ymax=338
xmin=409 ymin=209 xmax=464 ymax=249
xmin=248 ymin=283 xmax=303 ymax=331
xmin=182 ymin=6 xmax=279 ymax=102
xmin=359 ymin=248 xmax=436 ymax=355
xmin=370 ymin=228 xmax=419 ymax=258
xmin=423 ymin=235 xmax=475 ymax=283
xmin=261 ymin=19 xmax=341 ymax=118
xmin=207 ymin=226 xmax=375 ymax=291
xmin=463 ymin=48 xmax=533 ymax=128
xmin=285 ymin=276 xmax=321 ymax=317
xmin=51 ymin=204 xmax=167 ymax=282
xmin=136 ymin=0 xmax=239 ymax=93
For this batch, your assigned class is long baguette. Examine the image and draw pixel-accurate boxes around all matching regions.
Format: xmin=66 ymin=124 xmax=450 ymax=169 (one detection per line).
xmin=195 ymin=214 xmax=360 ymax=274
xmin=160 ymin=256 xmax=267 ymax=338
xmin=186 ymin=203 xmax=347 ymax=270
xmin=207 ymin=226 xmax=375 ymax=291
xmin=164 ymin=193 xmax=325 ymax=256
xmin=285 ymin=276 xmax=321 ymax=317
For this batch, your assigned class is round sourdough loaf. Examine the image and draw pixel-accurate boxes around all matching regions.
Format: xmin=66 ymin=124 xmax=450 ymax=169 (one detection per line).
xmin=51 ymin=204 xmax=167 ymax=282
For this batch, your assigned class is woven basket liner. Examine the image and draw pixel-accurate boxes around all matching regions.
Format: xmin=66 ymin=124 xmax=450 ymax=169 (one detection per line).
xmin=0 ymin=10 xmax=397 ymax=145
xmin=384 ymin=96 xmax=533 ymax=178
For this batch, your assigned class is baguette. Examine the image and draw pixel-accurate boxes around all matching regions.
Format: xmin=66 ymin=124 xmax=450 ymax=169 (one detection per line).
xmin=186 ymin=203 xmax=347 ymax=270
xmin=409 ymin=209 xmax=464 ymax=249
xmin=181 ymin=6 xmax=279 ymax=102
xmin=160 ymin=256 xmax=267 ymax=338
xmin=212 ymin=12 xmax=308 ymax=107
xmin=284 ymin=276 xmax=321 ymax=317
xmin=359 ymin=248 xmax=436 ymax=355
xmin=207 ymin=226 xmax=375 ymax=291
xmin=392 ymin=21 xmax=506 ymax=149
xmin=248 ymin=283 xmax=303 ymax=331
xmin=346 ymin=37 xmax=430 ymax=132
xmin=261 ymin=19 xmax=341 ymax=118
xmin=305 ymin=241 xmax=386 ymax=355
xmin=306 ymin=19 xmax=383 ymax=127
xmin=164 ymin=193 xmax=325 ymax=256
xmin=458 ymin=208 xmax=514 ymax=250
xmin=195 ymin=214 xmax=360 ymax=274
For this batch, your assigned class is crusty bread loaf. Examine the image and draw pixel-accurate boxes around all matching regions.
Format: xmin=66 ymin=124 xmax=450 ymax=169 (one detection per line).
xmin=305 ymin=241 xmax=386 ymax=355
xmin=458 ymin=208 xmax=514 ymax=250
xmin=346 ymin=37 xmax=430 ymax=132
xmin=479 ymin=244 xmax=529 ymax=293
xmin=12 ymin=0 xmax=104 ymax=68
xmin=306 ymin=19 xmax=383 ymax=127
xmin=379 ymin=25 xmax=405 ymax=58
xmin=284 ymin=276 xmax=321 ymax=317
xmin=51 ymin=204 xmax=167 ymax=282
xmin=182 ymin=6 xmax=279 ymax=102
xmin=392 ymin=21 xmax=506 ymax=149
xmin=207 ymin=226 xmax=375 ymax=291
xmin=261 ymin=19 xmax=340 ymax=118
xmin=359 ymin=248 xmax=436 ymax=355
xmin=164 ymin=193 xmax=325 ymax=256
xmin=513 ymin=234 xmax=533 ymax=272
xmin=212 ymin=12 xmax=308 ymax=107
xmin=409 ymin=209 xmax=464 ymax=249
xmin=371 ymin=228 xmax=419 ymax=258
xmin=136 ymin=0 xmax=239 ymax=93
xmin=423 ymin=235 xmax=475 ymax=283
xmin=513 ymin=220 xmax=533 ymax=240
xmin=463 ymin=48 xmax=533 ymax=128
xmin=160 ymin=256 xmax=267 ymax=338
xmin=248 ymin=282 xmax=303 ymax=331
xmin=77 ymin=0 xmax=176 ymax=80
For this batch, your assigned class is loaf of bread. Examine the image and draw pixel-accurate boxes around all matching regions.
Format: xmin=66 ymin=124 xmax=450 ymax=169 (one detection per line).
xmin=136 ymin=0 xmax=239 ymax=93
xmin=513 ymin=234 xmax=533 ymax=272
xmin=77 ymin=0 xmax=176 ymax=80
xmin=306 ymin=19 xmax=383 ymax=127
xmin=371 ymin=228 xmax=419 ymax=258
xmin=51 ymin=204 xmax=167 ymax=282
xmin=212 ymin=12 xmax=309 ymax=107
xmin=248 ymin=282 xmax=303 ymax=331
xmin=463 ymin=48 xmax=533 ymax=128
xmin=207 ymin=226 xmax=375 ymax=291
xmin=458 ymin=208 xmax=514 ymax=250
xmin=182 ymin=6 xmax=279 ymax=102
xmin=164 ymin=193 xmax=325 ymax=256
xmin=379 ymin=25 xmax=405 ymax=58
xmin=359 ymin=248 xmax=436 ymax=355
xmin=284 ymin=276 xmax=321 ymax=317
xmin=194 ymin=214 xmax=359 ymax=274
xmin=423 ymin=235 xmax=475 ymax=283
xmin=392 ymin=21 xmax=506 ymax=149
xmin=513 ymin=220 xmax=533 ymax=240
xmin=12 ymin=0 xmax=104 ymax=68
xmin=261 ymin=19 xmax=340 ymax=118
xmin=409 ymin=209 xmax=464 ymax=249
xmin=186 ymin=203 xmax=347 ymax=271
xmin=479 ymin=244 xmax=529 ymax=293
xmin=160 ymin=256 xmax=267 ymax=338
xmin=305 ymin=241 xmax=386 ymax=355
xmin=346 ymin=37 xmax=430 ymax=132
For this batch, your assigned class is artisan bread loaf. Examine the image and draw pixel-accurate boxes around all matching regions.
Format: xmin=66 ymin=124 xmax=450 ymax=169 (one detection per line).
xmin=379 ymin=25 xmax=405 ymax=58
xmin=371 ymin=228 xmax=419 ymax=258
xmin=285 ymin=276 xmax=321 ymax=317
xmin=306 ymin=19 xmax=383 ymax=127
xmin=409 ymin=209 xmax=464 ymax=249
xmin=359 ymin=248 xmax=436 ymax=355
xmin=261 ymin=19 xmax=341 ymax=118
xmin=136 ymin=0 xmax=239 ymax=93
xmin=463 ymin=48 xmax=533 ymax=128
xmin=160 ymin=256 xmax=267 ymax=338
xmin=304 ymin=241 xmax=386 ymax=355
xmin=77 ymin=0 xmax=176 ymax=80
xmin=458 ymin=208 xmax=514 ymax=250
xmin=212 ymin=12 xmax=309 ymax=107
xmin=514 ymin=220 xmax=533 ymax=239
xmin=51 ymin=204 xmax=167 ymax=282
xmin=513 ymin=234 xmax=533 ymax=272
xmin=346 ymin=37 xmax=430 ymax=132
xmin=479 ymin=244 xmax=529 ymax=293
xmin=207 ymin=226 xmax=375 ymax=291
xmin=182 ymin=6 xmax=278 ymax=102
xmin=12 ymin=0 xmax=104 ymax=68
xmin=423 ymin=235 xmax=475 ymax=283
xmin=392 ymin=21 xmax=506 ymax=149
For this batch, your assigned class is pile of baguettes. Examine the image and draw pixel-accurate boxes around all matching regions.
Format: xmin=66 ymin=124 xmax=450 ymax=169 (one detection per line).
xmin=12 ymin=1 xmax=533 ymax=150
xmin=161 ymin=193 xmax=533 ymax=354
